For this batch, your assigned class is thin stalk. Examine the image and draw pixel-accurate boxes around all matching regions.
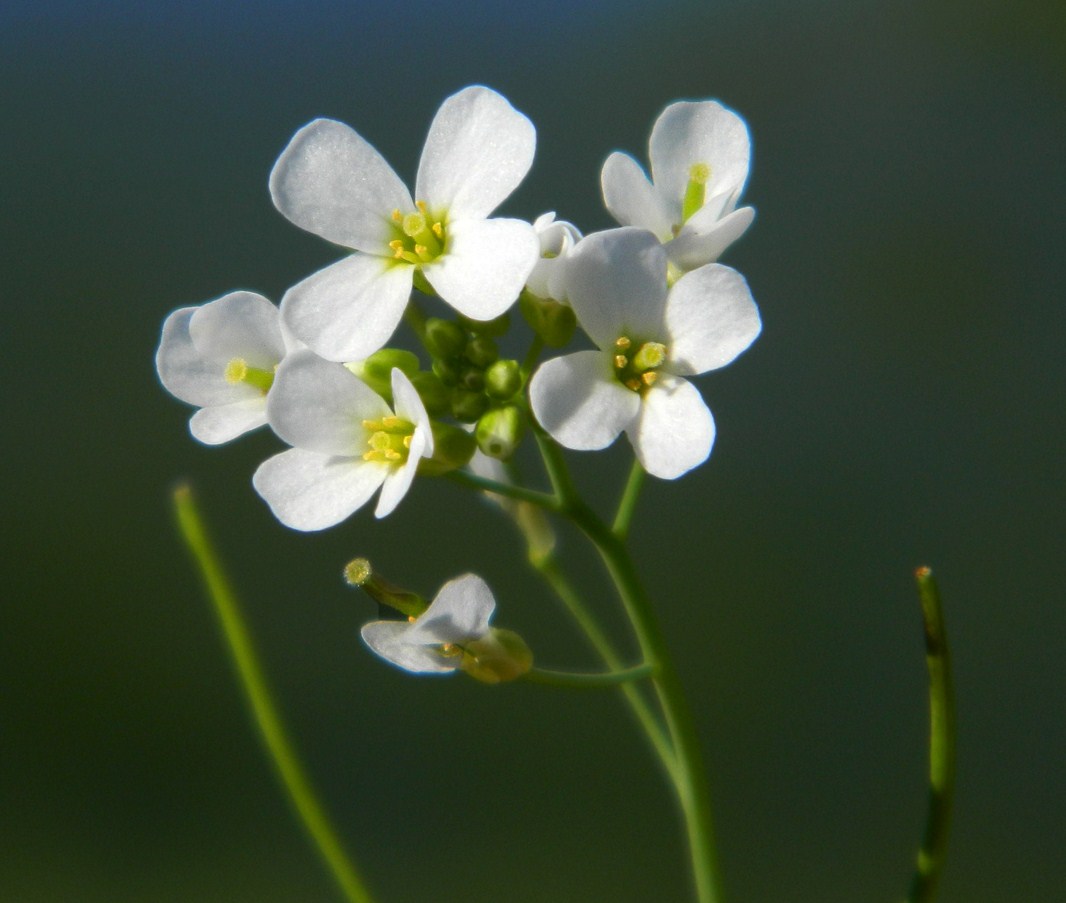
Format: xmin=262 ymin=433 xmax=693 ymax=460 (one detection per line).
xmin=612 ymin=458 xmax=646 ymax=540
xmin=524 ymin=663 xmax=656 ymax=689
xmin=173 ymin=485 xmax=376 ymax=903
xmin=906 ymin=567 xmax=956 ymax=903
xmin=446 ymin=469 xmax=561 ymax=511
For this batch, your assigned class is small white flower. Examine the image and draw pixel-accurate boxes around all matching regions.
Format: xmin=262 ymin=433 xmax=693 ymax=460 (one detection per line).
xmin=601 ymin=100 xmax=754 ymax=272
xmin=155 ymin=291 xmax=296 ymax=445
xmin=529 ymin=228 xmax=760 ymax=479
xmin=252 ymin=352 xmax=433 ymax=530
xmin=270 ymin=85 xmax=540 ymax=362
xmin=526 ymin=212 xmax=582 ymax=302
xmin=360 ymin=573 xmax=496 ymax=674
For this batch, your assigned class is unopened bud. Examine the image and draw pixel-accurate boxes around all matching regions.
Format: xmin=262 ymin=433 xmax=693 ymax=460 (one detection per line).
xmin=484 ymin=359 xmax=521 ymax=399
xmin=408 ymin=371 xmax=451 ymax=416
xmin=459 ymin=312 xmax=510 ymax=337
xmin=425 ymin=318 xmax=467 ymax=359
xmin=343 ymin=558 xmax=427 ymax=618
xmin=346 ymin=348 xmax=421 ymax=399
xmin=475 ymin=405 xmax=525 ymax=460
xmin=461 ymin=628 xmax=533 ymax=684
xmin=451 ymin=388 xmax=490 ymax=422
xmin=520 ymin=292 xmax=576 ymax=347
xmin=432 ymin=356 xmax=461 ymax=387
xmin=417 ymin=422 xmax=477 ymax=476
xmin=464 ymin=335 xmax=499 ymax=368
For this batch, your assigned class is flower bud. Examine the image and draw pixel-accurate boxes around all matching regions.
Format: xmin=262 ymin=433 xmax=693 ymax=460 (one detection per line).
xmin=451 ymin=388 xmax=490 ymax=422
xmin=346 ymin=348 xmax=421 ymax=399
xmin=408 ymin=371 xmax=451 ymax=417
xmin=432 ymin=356 xmax=461 ymax=387
xmin=344 ymin=558 xmax=427 ymax=618
xmin=464 ymin=335 xmax=499 ymax=368
xmin=484 ymin=359 xmax=521 ymax=399
xmin=475 ymin=404 xmax=525 ymax=460
xmin=425 ymin=317 xmax=467 ymax=359
xmin=417 ymin=422 xmax=477 ymax=475
xmin=459 ymin=312 xmax=510 ymax=337
xmin=460 ymin=628 xmax=533 ymax=684
xmin=520 ymin=292 xmax=577 ymax=347
xmin=459 ymin=365 xmax=485 ymax=392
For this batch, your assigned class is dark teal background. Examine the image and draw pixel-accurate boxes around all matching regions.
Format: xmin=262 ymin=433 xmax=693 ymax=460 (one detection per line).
xmin=3 ymin=1 xmax=1064 ymax=900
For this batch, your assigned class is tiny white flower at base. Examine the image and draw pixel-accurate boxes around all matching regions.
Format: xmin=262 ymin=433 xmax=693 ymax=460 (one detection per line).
xmin=155 ymin=291 xmax=296 ymax=445
xmin=361 ymin=573 xmax=532 ymax=682
xmin=601 ymin=99 xmax=755 ymax=272
xmin=270 ymin=86 xmax=541 ymax=362
xmin=529 ymin=227 xmax=761 ymax=480
xmin=252 ymin=353 xmax=433 ymax=530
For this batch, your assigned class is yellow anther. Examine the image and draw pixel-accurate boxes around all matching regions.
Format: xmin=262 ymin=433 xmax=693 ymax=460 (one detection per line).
xmin=625 ymin=378 xmax=642 ymax=392
xmin=391 ymin=209 xmax=403 ymax=223
xmin=385 ymin=449 xmax=402 ymax=461
xmin=224 ymin=358 xmax=248 ymax=384
xmin=416 ymin=200 xmax=428 ymax=214
xmin=403 ymin=435 xmax=413 ymax=449
xmin=615 ymin=336 xmax=631 ymax=349
xmin=614 ymin=354 xmax=628 ymax=369
xmin=362 ymin=418 xmax=383 ymax=431
xmin=641 ymin=371 xmax=659 ymax=387
xmin=432 ymin=222 xmax=444 ymax=238
xmin=389 ymin=239 xmax=406 ymax=259
xmin=414 ymin=244 xmax=428 ymax=257
xmin=381 ymin=415 xmax=405 ymax=430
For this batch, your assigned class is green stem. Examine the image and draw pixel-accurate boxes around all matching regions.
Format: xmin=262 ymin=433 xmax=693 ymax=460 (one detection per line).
xmin=520 ymin=334 xmax=545 ymax=384
xmin=535 ymin=434 xmax=724 ymax=903
xmin=173 ymin=485 xmax=376 ymax=903
xmin=612 ymin=458 xmax=646 ymax=540
xmin=446 ymin=469 xmax=561 ymax=512
xmin=524 ymin=663 xmax=656 ymax=689
xmin=906 ymin=567 xmax=956 ymax=903
xmin=403 ymin=297 xmax=430 ymax=349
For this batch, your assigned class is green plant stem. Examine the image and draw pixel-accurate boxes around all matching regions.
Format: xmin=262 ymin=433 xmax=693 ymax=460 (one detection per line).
xmin=907 ymin=567 xmax=956 ymax=903
xmin=524 ymin=663 xmax=656 ymax=688
xmin=612 ymin=458 xmax=646 ymax=540
xmin=446 ymin=469 xmax=562 ymax=511
xmin=534 ymin=433 xmax=724 ymax=903
xmin=173 ymin=485 xmax=376 ymax=903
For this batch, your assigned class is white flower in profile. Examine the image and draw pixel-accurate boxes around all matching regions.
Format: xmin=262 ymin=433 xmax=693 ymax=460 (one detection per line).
xmin=155 ymin=291 xmax=297 ymax=445
xmin=360 ymin=573 xmax=497 ymax=675
xmin=529 ymin=228 xmax=761 ymax=480
xmin=526 ymin=212 xmax=582 ymax=302
xmin=270 ymin=85 xmax=540 ymax=362
xmin=601 ymin=100 xmax=754 ymax=272
xmin=252 ymin=352 xmax=433 ymax=530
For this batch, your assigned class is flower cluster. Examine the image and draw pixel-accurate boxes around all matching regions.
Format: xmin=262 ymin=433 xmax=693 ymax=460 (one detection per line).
xmin=157 ymin=85 xmax=760 ymax=673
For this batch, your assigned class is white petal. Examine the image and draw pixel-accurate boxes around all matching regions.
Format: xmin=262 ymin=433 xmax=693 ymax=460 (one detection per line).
xmin=565 ymin=228 xmax=669 ymax=348
xmin=269 ymin=118 xmax=412 ymax=252
xmin=664 ymin=264 xmax=761 ymax=376
xmin=627 ymin=375 xmax=715 ymax=479
xmin=189 ymin=292 xmax=286 ymax=369
xmin=374 ymin=427 xmax=427 ymax=518
xmin=529 ymin=351 xmax=640 ymax=450
xmin=668 ymin=206 xmax=755 ymax=270
xmin=252 ymin=448 xmax=386 ymax=531
xmin=280 ymin=253 xmax=413 ymax=362
xmin=360 ymin=621 xmax=458 ymax=673
xmin=157 ymin=307 xmax=249 ymax=406
xmin=423 ymin=217 xmax=538 ymax=320
xmin=390 ymin=368 xmax=434 ymax=456
xmin=406 ymin=574 xmax=496 ymax=645
xmin=189 ymin=399 xmax=268 ymax=445
xmin=649 ymin=100 xmax=751 ymax=212
xmin=267 ymin=350 xmax=391 ymax=455
xmin=600 ymin=152 xmax=674 ymax=240
xmin=416 ymin=86 xmax=535 ymax=219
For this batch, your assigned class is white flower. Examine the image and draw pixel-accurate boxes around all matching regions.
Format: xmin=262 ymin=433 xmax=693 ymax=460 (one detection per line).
xmin=155 ymin=291 xmax=296 ymax=445
xmin=526 ymin=212 xmax=582 ymax=302
xmin=252 ymin=352 xmax=433 ymax=530
xmin=601 ymin=100 xmax=754 ymax=272
xmin=528 ymin=228 xmax=760 ymax=479
xmin=270 ymin=85 xmax=540 ymax=362
xmin=360 ymin=573 xmax=496 ymax=674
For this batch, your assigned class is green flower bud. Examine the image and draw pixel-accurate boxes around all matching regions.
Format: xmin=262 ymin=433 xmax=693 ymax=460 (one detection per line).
xmin=343 ymin=558 xmax=427 ymax=618
xmin=459 ymin=312 xmax=510 ymax=337
xmin=408 ymin=371 xmax=451 ymax=417
xmin=464 ymin=335 xmax=499 ymax=368
xmin=461 ymin=628 xmax=533 ymax=684
xmin=520 ymin=292 xmax=577 ymax=347
xmin=432 ymin=356 xmax=461 ymax=387
xmin=459 ymin=366 xmax=485 ymax=392
xmin=417 ymin=422 xmax=477 ymax=476
xmin=484 ymin=359 xmax=522 ymax=399
xmin=425 ymin=317 xmax=467 ymax=359
xmin=451 ymin=388 xmax=490 ymax=422
xmin=475 ymin=404 xmax=525 ymax=460
xmin=345 ymin=348 xmax=421 ymax=399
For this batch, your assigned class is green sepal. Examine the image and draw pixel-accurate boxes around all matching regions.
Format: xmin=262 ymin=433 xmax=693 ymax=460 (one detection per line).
xmin=475 ymin=404 xmax=526 ymax=460
xmin=425 ymin=317 xmax=467 ymax=359
xmin=345 ymin=348 xmax=420 ymax=400
xmin=520 ymin=291 xmax=576 ymax=347
xmin=461 ymin=628 xmax=534 ymax=684
xmin=459 ymin=312 xmax=511 ymax=337
xmin=417 ymin=422 xmax=477 ymax=476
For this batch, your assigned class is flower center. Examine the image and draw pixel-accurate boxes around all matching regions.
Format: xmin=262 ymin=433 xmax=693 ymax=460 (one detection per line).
xmin=224 ymin=357 xmax=275 ymax=394
xmin=612 ymin=335 xmax=667 ymax=394
xmin=388 ymin=200 xmax=447 ymax=265
xmin=361 ymin=415 xmax=415 ymax=465
xmin=673 ymin=162 xmax=711 ymax=236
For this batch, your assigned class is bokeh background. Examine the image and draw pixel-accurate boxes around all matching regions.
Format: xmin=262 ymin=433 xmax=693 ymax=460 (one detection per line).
xmin=3 ymin=1 xmax=1063 ymax=900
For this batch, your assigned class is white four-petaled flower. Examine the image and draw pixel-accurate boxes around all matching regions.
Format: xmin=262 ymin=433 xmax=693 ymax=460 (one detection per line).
xmin=529 ymin=227 xmax=761 ymax=479
xmin=601 ymin=100 xmax=754 ymax=272
xmin=155 ymin=291 xmax=296 ymax=444
xmin=270 ymin=85 xmax=540 ymax=362
xmin=360 ymin=573 xmax=496 ymax=674
xmin=253 ymin=352 xmax=433 ymax=529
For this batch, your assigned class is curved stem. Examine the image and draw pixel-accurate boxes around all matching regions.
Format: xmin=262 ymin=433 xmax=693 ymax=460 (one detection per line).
xmin=173 ymin=485 xmax=376 ymax=903
xmin=446 ymin=469 xmax=561 ymax=511
xmin=524 ymin=663 xmax=656 ymax=689
xmin=612 ymin=458 xmax=646 ymax=540
xmin=907 ymin=567 xmax=956 ymax=903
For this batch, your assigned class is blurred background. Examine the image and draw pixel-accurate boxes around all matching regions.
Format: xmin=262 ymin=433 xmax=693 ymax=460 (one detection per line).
xmin=3 ymin=1 xmax=1063 ymax=900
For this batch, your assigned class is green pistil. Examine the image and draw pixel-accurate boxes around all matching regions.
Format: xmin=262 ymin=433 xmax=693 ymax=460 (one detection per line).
xmin=679 ymin=162 xmax=711 ymax=226
xmin=224 ymin=358 xmax=275 ymax=394
xmin=389 ymin=201 xmax=446 ymax=265
xmin=362 ymin=416 xmax=415 ymax=464
xmin=613 ymin=336 xmax=667 ymax=394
